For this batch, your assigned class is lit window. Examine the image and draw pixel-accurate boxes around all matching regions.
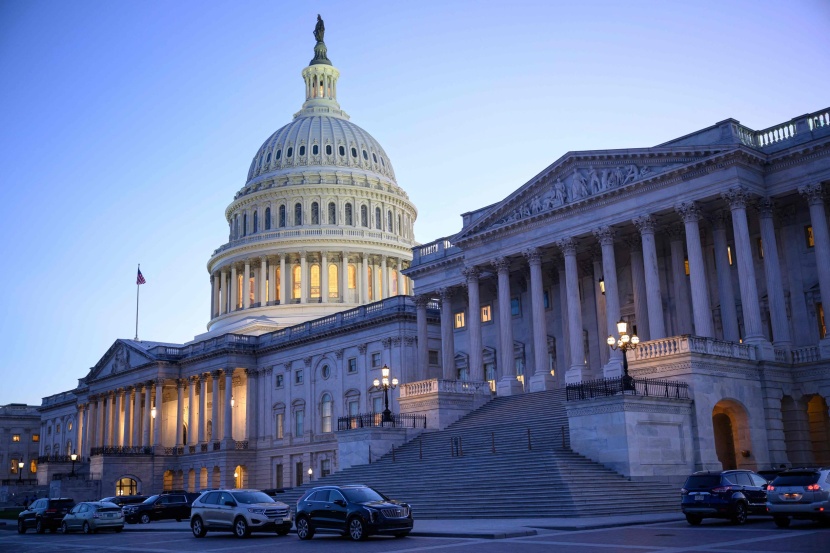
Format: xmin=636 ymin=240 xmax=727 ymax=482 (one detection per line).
xmin=819 ymin=302 xmax=827 ymax=340
xmin=30 ymin=460 xmax=37 ymax=474
xmin=485 ymin=363 xmax=496 ymax=392
xmin=684 ymin=258 xmax=690 ymax=276
xmin=348 ymin=264 xmax=356 ymax=289
xmin=310 ymin=264 xmax=321 ymax=299
xmin=481 ymin=304 xmax=492 ymax=323
xmin=12 ymin=434 xmax=20 ymax=442
xmin=727 ymin=246 xmax=733 ymax=266
xmin=371 ymin=352 xmax=381 ymax=368
xmin=511 ymin=297 xmax=521 ymax=316
xmin=757 ymin=237 xmax=764 ymax=259
xmin=321 ymin=393 xmax=333 ymax=433
xmin=10 ymin=459 xmax=18 ymax=474
xmin=292 ymin=265 xmax=301 ymax=299
xmin=276 ymin=413 xmax=284 ymax=439
xmin=32 ymin=434 xmax=39 ymax=442
xmin=806 ymin=225 xmax=815 ymax=248
xmin=454 ymin=311 xmax=466 ymax=329
xmin=347 ymin=358 xmax=357 ymax=373
xmin=295 ymin=370 xmax=303 ymax=385
xmin=328 ymin=264 xmax=338 ymax=298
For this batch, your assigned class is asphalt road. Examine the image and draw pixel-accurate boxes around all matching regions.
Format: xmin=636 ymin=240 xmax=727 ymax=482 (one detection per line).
xmin=2 ymin=518 xmax=829 ymax=553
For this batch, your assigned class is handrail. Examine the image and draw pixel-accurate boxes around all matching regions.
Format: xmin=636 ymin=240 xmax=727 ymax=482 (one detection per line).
xmin=337 ymin=412 xmax=427 ymax=431
xmin=566 ymin=375 xmax=689 ymax=401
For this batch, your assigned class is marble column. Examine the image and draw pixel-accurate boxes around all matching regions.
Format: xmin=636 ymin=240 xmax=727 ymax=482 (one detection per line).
xmin=300 ymin=251 xmax=308 ymax=304
xmin=188 ymin=377 xmax=197 ymax=446
xmin=211 ymin=273 xmax=219 ymax=318
xmin=106 ymin=392 xmax=115 ymax=447
xmin=153 ymin=380 xmax=162 ymax=447
xmin=75 ymin=404 xmax=84 ymax=459
xmin=259 ymin=256 xmax=267 ymax=306
xmin=279 ymin=255 xmax=287 ymax=304
xmin=142 ymin=384 xmax=151 ymax=447
xmin=243 ymin=260 xmax=251 ymax=309
xmin=115 ymin=389 xmax=124 ymax=447
xmin=381 ymin=256 xmax=389 ymax=299
xmin=268 ymin=256 xmax=277 ymax=305
xmin=415 ymin=295 xmax=430 ymax=379
xmin=211 ymin=371 xmax=221 ymax=443
xmin=722 ymin=186 xmax=767 ymax=345
xmin=123 ymin=388 xmax=132 ymax=447
xmin=341 ymin=252 xmax=348 ymax=302
xmin=667 ymin=224 xmax=693 ymax=335
xmin=558 ymin=237 xmax=585 ymax=382
xmin=132 ymin=385 xmax=141 ymax=447
xmin=220 ymin=270 xmax=228 ymax=315
xmin=199 ymin=375 xmax=208 ymax=445
xmin=493 ymin=257 xmax=520 ymax=394
xmin=246 ymin=369 xmax=257 ymax=442
xmin=799 ymin=183 xmax=830 ymax=348
xmin=757 ymin=198 xmax=791 ymax=347
xmin=223 ymin=370 xmax=234 ymax=444
xmin=557 ymin=262 xmax=571 ymax=370
xmin=526 ymin=249 xmax=555 ymax=391
xmin=633 ymin=215 xmax=666 ymax=339
xmin=676 ymin=201 xmax=714 ymax=338
xmin=361 ymin=255 xmax=369 ymax=303
xmin=438 ymin=288 xmax=456 ymax=380
xmin=176 ymin=379 xmax=185 ymax=447
xmin=591 ymin=254 xmax=609 ymax=368
xmin=463 ymin=266 xmax=483 ymax=382
xmin=594 ymin=227 xmax=624 ymax=376
xmin=97 ymin=395 xmax=105 ymax=448
xmin=711 ymin=212 xmax=741 ymax=342
xmin=321 ymin=251 xmax=329 ymax=303
xmin=779 ymin=207 xmax=811 ymax=345
xmin=230 ymin=265 xmax=238 ymax=312
xmin=627 ymin=235 xmax=650 ymax=341
xmin=86 ymin=399 xmax=96 ymax=453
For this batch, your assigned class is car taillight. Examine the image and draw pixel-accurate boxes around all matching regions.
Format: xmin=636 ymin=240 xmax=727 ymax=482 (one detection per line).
xmin=711 ymin=486 xmax=732 ymax=494
xmin=45 ymin=509 xmax=57 ymax=513
xmin=806 ymin=484 xmax=820 ymax=491
xmin=680 ymin=488 xmax=689 ymax=495
xmin=767 ymin=485 xmax=775 ymax=491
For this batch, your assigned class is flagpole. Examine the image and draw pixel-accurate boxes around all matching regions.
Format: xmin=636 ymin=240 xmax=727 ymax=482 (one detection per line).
xmin=135 ymin=264 xmax=140 ymax=341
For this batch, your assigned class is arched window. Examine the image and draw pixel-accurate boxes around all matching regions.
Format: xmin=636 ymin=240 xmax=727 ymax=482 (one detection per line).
xmin=391 ymin=270 xmax=398 ymax=295
xmin=265 ymin=207 xmax=271 ymax=230
xmin=348 ymin=264 xmax=356 ymax=290
xmin=276 ymin=149 xmax=282 ymax=160
xmin=321 ymin=393 xmax=333 ymax=433
xmin=345 ymin=203 xmax=353 ymax=226
xmin=328 ymin=202 xmax=336 ymax=225
xmin=253 ymin=210 xmax=258 ymax=233
xmin=243 ymin=213 xmax=248 ymax=237
xmin=116 ymin=477 xmax=138 ymax=496
xmin=338 ymin=145 xmax=345 ymax=157
xmin=361 ymin=205 xmax=368 ymax=227
xmin=279 ymin=205 xmax=286 ymax=227
xmin=310 ymin=264 xmax=320 ymax=299
xmin=234 ymin=215 xmax=239 ymax=239
xmin=326 ymin=144 xmax=332 ymax=156
xmin=311 ymin=202 xmax=319 ymax=225
xmin=294 ymin=203 xmax=303 ymax=226
xmin=266 ymin=152 xmax=271 ymax=164
xmin=328 ymin=264 xmax=338 ymax=298
xmin=292 ymin=265 xmax=302 ymax=299
xmin=375 ymin=207 xmax=382 ymax=229
xmin=367 ymin=267 xmax=373 ymax=301
xmin=387 ymin=211 xmax=393 ymax=232
xmin=286 ymin=146 xmax=293 ymax=158
xmin=397 ymin=214 xmax=402 ymax=235
xmin=299 ymin=145 xmax=306 ymax=156
xmin=312 ymin=144 xmax=319 ymax=155
xmin=351 ymin=147 xmax=358 ymax=158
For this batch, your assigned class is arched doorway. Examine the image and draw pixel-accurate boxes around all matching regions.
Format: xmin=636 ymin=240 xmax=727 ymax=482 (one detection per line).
xmin=712 ymin=399 xmax=752 ymax=470
xmin=162 ymin=470 xmax=173 ymax=491
xmin=233 ymin=465 xmax=245 ymax=489
xmin=807 ymin=395 xmax=830 ymax=465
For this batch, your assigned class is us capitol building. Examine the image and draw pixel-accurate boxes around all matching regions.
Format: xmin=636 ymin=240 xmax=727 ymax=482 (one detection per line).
xmin=7 ymin=19 xmax=830 ymax=498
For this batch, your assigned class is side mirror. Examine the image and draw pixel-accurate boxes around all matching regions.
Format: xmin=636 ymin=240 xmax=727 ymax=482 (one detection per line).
xmin=333 ymin=499 xmax=346 ymax=507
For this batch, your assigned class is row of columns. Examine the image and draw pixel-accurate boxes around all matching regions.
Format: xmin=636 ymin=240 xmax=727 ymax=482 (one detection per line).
xmin=414 ymin=184 xmax=830 ymax=391
xmin=211 ymin=253 xmax=411 ymax=319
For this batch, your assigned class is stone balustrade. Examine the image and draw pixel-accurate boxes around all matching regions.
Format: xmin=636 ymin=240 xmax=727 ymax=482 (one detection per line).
xmin=734 ymin=107 xmax=829 ymax=150
xmin=212 ymin=227 xmax=415 ymax=256
xmin=792 ymin=346 xmax=821 ymax=364
xmin=411 ymin=237 xmax=460 ymax=267
xmin=399 ymin=378 xmax=491 ymax=398
xmin=632 ymin=335 xmax=756 ymax=361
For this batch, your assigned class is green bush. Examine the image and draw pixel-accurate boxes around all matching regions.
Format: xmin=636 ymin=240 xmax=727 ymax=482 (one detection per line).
xmin=0 ymin=507 xmax=24 ymax=520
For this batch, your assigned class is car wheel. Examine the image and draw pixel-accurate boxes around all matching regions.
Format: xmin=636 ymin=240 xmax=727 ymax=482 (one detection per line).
xmin=348 ymin=517 xmax=367 ymax=541
xmin=191 ymin=516 xmax=207 ymax=538
xmin=731 ymin=502 xmax=748 ymax=525
xmin=394 ymin=531 xmax=410 ymax=538
xmin=61 ymin=522 xmax=69 ymax=534
xmin=83 ymin=522 xmax=92 ymax=534
xmin=685 ymin=514 xmax=702 ymax=526
xmin=36 ymin=518 xmax=45 ymax=534
xmin=295 ymin=516 xmax=314 ymax=540
xmin=233 ymin=517 xmax=250 ymax=538
xmin=140 ymin=513 xmax=151 ymax=524
xmin=773 ymin=516 xmax=790 ymax=528
xmin=17 ymin=519 xmax=26 ymax=534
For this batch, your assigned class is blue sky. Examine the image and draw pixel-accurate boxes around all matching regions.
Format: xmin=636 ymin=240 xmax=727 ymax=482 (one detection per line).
xmin=1 ymin=0 xmax=828 ymax=406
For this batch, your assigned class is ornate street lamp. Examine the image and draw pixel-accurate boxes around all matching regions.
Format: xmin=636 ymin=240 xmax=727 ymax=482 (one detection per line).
xmin=373 ymin=364 xmax=399 ymax=423
xmin=70 ymin=451 xmax=78 ymax=477
xmin=18 ymin=459 xmax=24 ymax=482
xmin=307 ymin=467 xmax=313 ymax=482
xmin=607 ymin=319 xmax=639 ymax=390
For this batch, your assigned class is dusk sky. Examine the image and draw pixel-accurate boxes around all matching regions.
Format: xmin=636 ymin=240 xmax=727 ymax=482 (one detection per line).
xmin=1 ymin=0 xmax=828 ymax=406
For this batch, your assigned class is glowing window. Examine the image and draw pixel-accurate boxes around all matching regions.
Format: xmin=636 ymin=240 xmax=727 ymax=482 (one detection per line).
xmin=310 ymin=264 xmax=321 ymax=299
xmin=328 ymin=264 xmax=338 ymax=298
xmin=454 ymin=311 xmax=466 ymax=329
xmin=481 ymin=304 xmax=492 ymax=323
xmin=292 ymin=265 xmax=301 ymax=299
xmin=276 ymin=413 xmax=284 ymax=439
xmin=32 ymin=434 xmax=39 ymax=442
xmin=806 ymin=225 xmax=815 ymax=248
xmin=348 ymin=264 xmax=356 ymax=289
xmin=12 ymin=434 xmax=20 ymax=442
xmin=819 ymin=302 xmax=827 ymax=340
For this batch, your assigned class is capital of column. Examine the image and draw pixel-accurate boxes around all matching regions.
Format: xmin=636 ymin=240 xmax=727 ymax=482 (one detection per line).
xmin=461 ymin=266 xmax=480 ymax=281
xmin=754 ymin=197 xmax=776 ymax=219
xmin=199 ymin=373 xmax=210 ymax=383
xmin=491 ymin=256 xmax=510 ymax=273
xmin=710 ymin=210 xmax=731 ymax=231
xmin=675 ymin=201 xmax=702 ymax=223
xmin=335 ymin=349 xmax=344 ymax=360
xmin=592 ymin=226 xmax=615 ymax=246
xmin=556 ymin=237 xmax=577 ymax=256
xmin=245 ymin=368 xmax=258 ymax=378
xmin=798 ymin=183 xmax=825 ymax=206
xmin=722 ymin=185 xmax=753 ymax=210
xmin=623 ymin=234 xmax=642 ymax=252
xmin=358 ymin=343 xmax=368 ymax=354
xmin=633 ymin=214 xmax=657 ymax=235
xmin=211 ymin=370 xmax=222 ymax=380
xmin=437 ymin=287 xmax=454 ymax=303
xmin=523 ymin=248 xmax=542 ymax=266
xmin=665 ymin=223 xmax=685 ymax=241
xmin=116 ymin=387 xmax=125 ymax=397
xmin=413 ymin=294 xmax=431 ymax=308
xmin=176 ymin=378 xmax=187 ymax=390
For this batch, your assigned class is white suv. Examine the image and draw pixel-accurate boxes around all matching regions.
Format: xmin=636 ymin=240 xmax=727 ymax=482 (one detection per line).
xmin=190 ymin=489 xmax=292 ymax=538
xmin=767 ymin=468 xmax=830 ymax=527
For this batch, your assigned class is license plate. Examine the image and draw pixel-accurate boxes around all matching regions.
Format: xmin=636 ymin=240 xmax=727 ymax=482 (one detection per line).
xmin=695 ymin=495 xmax=704 ymax=501
xmin=784 ymin=494 xmax=800 ymax=500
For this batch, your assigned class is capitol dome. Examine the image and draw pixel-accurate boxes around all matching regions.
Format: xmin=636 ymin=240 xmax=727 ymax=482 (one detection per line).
xmin=204 ymin=18 xmax=417 ymax=336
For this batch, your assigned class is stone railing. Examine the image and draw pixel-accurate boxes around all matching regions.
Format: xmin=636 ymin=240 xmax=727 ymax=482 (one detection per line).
xmin=38 ymin=454 xmax=81 ymax=463
xmin=399 ymin=379 xmax=492 ymax=398
xmin=410 ymin=237 xmax=461 ymax=267
xmin=90 ymin=446 xmax=152 ymax=457
xmin=566 ymin=375 xmax=690 ymax=402
xmin=734 ymin=107 xmax=829 ymax=150
xmin=792 ymin=346 xmax=821 ymax=364
xmin=632 ymin=335 xmax=756 ymax=361
xmin=337 ymin=412 xmax=427 ymax=431
xmin=212 ymin=227 xmax=416 ymax=256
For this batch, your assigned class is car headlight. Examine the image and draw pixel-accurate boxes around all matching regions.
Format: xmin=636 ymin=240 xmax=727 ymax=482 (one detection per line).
xmin=247 ymin=508 xmax=265 ymax=514
xmin=363 ymin=507 xmax=379 ymax=523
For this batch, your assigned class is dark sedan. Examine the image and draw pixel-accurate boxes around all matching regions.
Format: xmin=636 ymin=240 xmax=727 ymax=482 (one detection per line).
xmin=295 ymin=485 xmax=412 ymax=541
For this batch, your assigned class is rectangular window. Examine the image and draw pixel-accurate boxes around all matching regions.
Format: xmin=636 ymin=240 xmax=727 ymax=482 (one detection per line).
xmin=275 ymin=464 xmax=284 ymax=489
xmin=806 ymin=225 xmax=815 ymax=248
xmin=684 ymin=258 xmax=690 ymax=276
xmin=294 ymin=370 xmax=303 ymax=385
xmin=32 ymin=434 xmax=39 ymax=442
xmin=348 ymin=265 xmax=356 ymax=289
xmin=481 ymin=304 xmax=492 ymax=323
xmin=428 ymin=349 xmax=439 ymax=366
xmin=819 ymin=302 xmax=827 ymax=340
xmin=543 ymin=290 xmax=550 ymax=309
xmin=12 ymin=434 xmax=20 ymax=442
xmin=276 ymin=413 xmax=284 ymax=439
xmin=275 ymin=374 xmax=284 ymax=388
xmin=727 ymin=245 xmax=733 ymax=265
xmin=454 ymin=311 xmax=466 ymax=329
xmin=371 ymin=352 xmax=381 ymax=368
xmin=372 ymin=397 xmax=383 ymax=414
xmin=348 ymin=358 xmax=357 ymax=373
xmin=757 ymin=237 xmax=764 ymax=259
xmin=321 ymin=459 xmax=331 ymax=478
xmin=348 ymin=400 xmax=359 ymax=417
xmin=510 ymin=297 xmax=521 ymax=316
xmin=294 ymin=410 xmax=304 ymax=437
xmin=484 ymin=362 xmax=496 ymax=392
xmin=10 ymin=459 xmax=18 ymax=474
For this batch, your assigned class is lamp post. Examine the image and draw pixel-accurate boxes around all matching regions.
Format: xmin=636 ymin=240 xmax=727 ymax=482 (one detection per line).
xmin=373 ymin=365 xmax=399 ymax=423
xmin=307 ymin=467 xmax=313 ymax=482
xmin=18 ymin=459 xmax=24 ymax=482
xmin=70 ymin=451 xmax=78 ymax=477
xmin=607 ymin=319 xmax=639 ymax=391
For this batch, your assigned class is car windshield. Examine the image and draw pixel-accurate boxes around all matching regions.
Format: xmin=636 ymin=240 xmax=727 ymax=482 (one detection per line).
xmin=684 ymin=475 xmax=722 ymax=488
xmin=231 ymin=491 xmax=274 ymax=504
xmin=341 ymin=487 xmax=387 ymax=503
xmin=142 ymin=495 xmax=159 ymax=504
xmin=773 ymin=472 xmax=820 ymax=486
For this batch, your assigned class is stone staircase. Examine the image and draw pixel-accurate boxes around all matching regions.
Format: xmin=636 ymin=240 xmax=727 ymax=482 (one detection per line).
xmin=279 ymin=389 xmax=680 ymax=518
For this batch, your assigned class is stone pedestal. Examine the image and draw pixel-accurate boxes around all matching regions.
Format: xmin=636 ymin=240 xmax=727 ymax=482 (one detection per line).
xmin=336 ymin=427 xmax=416 ymax=471
xmin=398 ymin=380 xmax=492 ymax=430
xmin=496 ymin=376 xmax=524 ymax=397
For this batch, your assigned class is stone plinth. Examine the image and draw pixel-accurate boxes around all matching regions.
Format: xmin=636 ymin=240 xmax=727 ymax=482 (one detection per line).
xmin=336 ymin=427 xmax=417 ymax=471
xmin=398 ymin=379 xmax=492 ymax=430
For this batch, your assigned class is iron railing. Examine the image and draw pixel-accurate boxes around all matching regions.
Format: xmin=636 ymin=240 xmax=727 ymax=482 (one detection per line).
xmin=90 ymin=446 xmax=152 ymax=456
xmin=337 ymin=413 xmax=427 ymax=431
xmin=566 ymin=375 xmax=689 ymax=401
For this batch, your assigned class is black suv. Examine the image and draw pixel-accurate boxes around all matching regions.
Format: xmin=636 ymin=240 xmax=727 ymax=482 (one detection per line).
xmin=101 ymin=495 xmax=148 ymax=508
xmin=17 ymin=497 xmax=75 ymax=533
xmin=681 ymin=470 xmax=769 ymax=525
xmin=295 ymin=485 xmax=413 ymax=541
xmin=124 ymin=493 xmax=194 ymax=524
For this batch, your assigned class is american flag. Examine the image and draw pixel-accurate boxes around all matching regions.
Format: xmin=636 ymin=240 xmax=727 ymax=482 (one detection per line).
xmin=136 ymin=268 xmax=146 ymax=285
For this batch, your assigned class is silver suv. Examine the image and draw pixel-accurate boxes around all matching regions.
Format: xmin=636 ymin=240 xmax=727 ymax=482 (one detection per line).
xmin=767 ymin=467 xmax=830 ymax=527
xmin=190 ymin=489 xmax=292 ymax=538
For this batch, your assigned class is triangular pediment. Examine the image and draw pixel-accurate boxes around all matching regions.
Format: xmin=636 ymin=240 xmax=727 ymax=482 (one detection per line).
xmin=454 ymin=146 xmax=734 ymax=242
xmin=86 ymin=340 xmax=153 ymax=382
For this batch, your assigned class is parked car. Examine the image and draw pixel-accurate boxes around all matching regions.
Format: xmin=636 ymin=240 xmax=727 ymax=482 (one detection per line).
xmin=190 ymin=489 xmax=292 ymax=538
xmin=61 ymin=501 xmax=124 ymax=534
xmin=100 ymin=495 xmax=148 ymax=509
xmin=17 ymin=497 xmax=75 ymax=534
xmin=294 ymin=485 xmax=413 ymax=541
xmin=767 ymin=467 xmax=830 ymax=527
xmin=123 ymin=493 xmax=192 ymax=524
xmin=680 ymin=470 xmax=769 ymax=525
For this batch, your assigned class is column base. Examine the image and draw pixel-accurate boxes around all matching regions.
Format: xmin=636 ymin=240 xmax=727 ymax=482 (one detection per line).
xmin=820 ymin=337 xmax=830 ymax=360
xmin=565 ymin=365 xmax=586 ymax=384
xmin=602 ymin=360 xmax=624 ymax=379
xmin=496 ymin=376 xmax=524 ymax=396
xmin=222 ymin=437 xmax=235 ymax=450
xmin=529 ymin=371 xmax=556 ymax=392
xmin=746 ymin=338 xmax=776 ymax=361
